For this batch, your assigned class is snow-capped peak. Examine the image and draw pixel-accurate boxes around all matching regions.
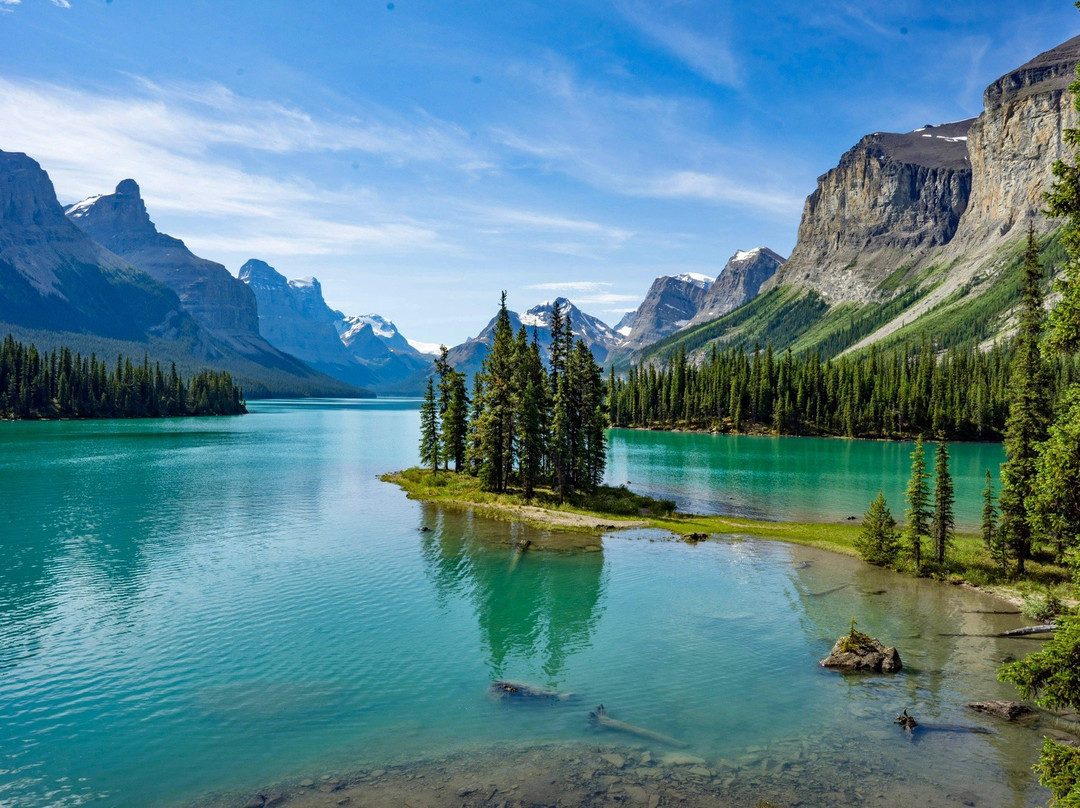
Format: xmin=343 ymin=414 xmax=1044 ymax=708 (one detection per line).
xmin=672 ymin=272 xmax=714 ymax=288
xmin=289 ymin=276 xmax=316 ymax=289
xmin=733 ymin=248 xmax=763 ymax=262
xmin=65 ymin=195 xmax=103 ymax=219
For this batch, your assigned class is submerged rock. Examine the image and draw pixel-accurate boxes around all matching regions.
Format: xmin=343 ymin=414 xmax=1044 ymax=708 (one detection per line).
xmin=967 ymin=701 xmax=1034 ymax=721
xmin=820 ymin=625 xmax=902 ymax=672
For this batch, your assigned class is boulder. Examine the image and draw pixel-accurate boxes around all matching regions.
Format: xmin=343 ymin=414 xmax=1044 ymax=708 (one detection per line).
xmin=820 ymin=628 xmax=902 ymax=672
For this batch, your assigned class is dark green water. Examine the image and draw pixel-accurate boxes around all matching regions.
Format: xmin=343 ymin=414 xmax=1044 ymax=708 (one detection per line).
xmin=0 ymin=401 xmax=1047 ymax=807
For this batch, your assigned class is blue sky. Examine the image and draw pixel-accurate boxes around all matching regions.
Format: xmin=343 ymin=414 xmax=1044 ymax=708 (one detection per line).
xmin=1 ymin=0 xmax=1077 ymax=346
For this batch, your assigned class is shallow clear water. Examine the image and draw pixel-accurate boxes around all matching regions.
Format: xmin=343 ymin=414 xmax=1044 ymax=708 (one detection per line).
xmin=607 ymin=428 xmax=1004 ymax=529
xmin=0 ymin=400 xmax=1046 ymax=807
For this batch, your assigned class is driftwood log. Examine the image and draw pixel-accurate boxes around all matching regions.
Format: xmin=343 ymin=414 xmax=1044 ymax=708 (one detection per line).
xmin=589 ymin=705 xmax=688 ymax=748
xmin=1000 ymin=624 xmax=1057 ymax=637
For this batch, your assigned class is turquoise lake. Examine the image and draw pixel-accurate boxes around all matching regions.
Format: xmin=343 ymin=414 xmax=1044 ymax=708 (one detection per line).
xmin=0 ymin=399 xmax=1050 ymax=807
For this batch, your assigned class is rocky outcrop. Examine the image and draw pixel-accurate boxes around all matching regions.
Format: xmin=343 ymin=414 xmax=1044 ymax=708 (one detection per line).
xmin=0 ymin=151 xmax=192 ymax=341
xmin=620 ymin=273 xmax=712 ymax=351
xmin=687 ymin=248 xmax=785 ymax=326
xmin=66 ymin=181 xmax=261 ymax=341
xmin=820 ymin=628 xmax=902 ymax=672
xmin=766 ymin=120 xmax=974 ymax=302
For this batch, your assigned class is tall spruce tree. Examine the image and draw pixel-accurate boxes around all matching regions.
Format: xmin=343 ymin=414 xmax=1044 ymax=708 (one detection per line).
xmin=931 ymin=439 xmax=955 ymax=566
xmin=1000 ymin=224 xmax=1051 ymax=574
xmin=903 ymin=436 xmax=931 ymax=572
xmin=419 ymin=376 xmax=440 ymax=473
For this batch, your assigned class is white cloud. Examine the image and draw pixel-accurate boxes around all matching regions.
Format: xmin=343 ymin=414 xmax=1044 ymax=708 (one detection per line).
xmin=50 ymin=0 xmax=70 ymax=7
xmin=0 ymin=76 xmax=470 ymax=257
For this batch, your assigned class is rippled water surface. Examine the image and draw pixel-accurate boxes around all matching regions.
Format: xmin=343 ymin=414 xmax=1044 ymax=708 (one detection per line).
xmin=0 ymin=400 xmax=1047 ymax=806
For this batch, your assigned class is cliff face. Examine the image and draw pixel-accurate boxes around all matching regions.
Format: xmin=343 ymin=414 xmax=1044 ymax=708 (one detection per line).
xmin=67 ymin=181 xmax=262 ymax=338
xmin=688 ymin=247 xmax=785 ymax=326
xmin=766 ymin=120 xmax=974 ymax=302
xmin=951 ymin=36 xmax=1080 ymax=245
xmin=620 ymin=273 xmax=712 ymax=351
xmin=769 ymin=35 xmax=1080 ymax=313
xmin=0 ymin=151 xmax=191 ymax=341
xmin=239 ymin=259 xmax=355 ymax=367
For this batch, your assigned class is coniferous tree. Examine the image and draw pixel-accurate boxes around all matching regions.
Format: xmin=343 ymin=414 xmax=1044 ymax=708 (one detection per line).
xmin=1000 ymin=224 xmax=1051 ymax=574
xmin=982 ymin=468 xmax=998 ymax=549
xmin=931 ymin=439 xmax=955 ymax=565
xmin=854 ymin=491 xmax=900 ymax=567
xmin=419 ymin=377 xmax=440 ymax=473
xmin=1029 ymin=386 xmax=1080 ymax=564
xmin=440 ymin=366 xmax=469 ymax=472
xmin=903 ymin=436 xmax=931 ymax=572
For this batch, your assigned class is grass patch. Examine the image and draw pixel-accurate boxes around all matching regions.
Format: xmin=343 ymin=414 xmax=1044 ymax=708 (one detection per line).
xmin=384 ymin=467 xmax=1074 ymax=603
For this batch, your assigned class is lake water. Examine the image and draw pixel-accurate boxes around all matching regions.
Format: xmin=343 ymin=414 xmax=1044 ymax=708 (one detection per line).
xmin=0 ymin=400 xmax=1049 ymax=807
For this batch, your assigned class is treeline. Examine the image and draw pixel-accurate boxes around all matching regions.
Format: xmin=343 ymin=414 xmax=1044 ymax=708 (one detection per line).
xmin=610 ymin=339 xmax=1080 ymax=440
xmin=420 ymin=295 xmax=607 ymax=500
xmin=0 ymin=335 xmax=246 ymax=419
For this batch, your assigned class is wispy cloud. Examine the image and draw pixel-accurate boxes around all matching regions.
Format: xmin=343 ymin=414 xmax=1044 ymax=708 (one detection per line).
xmin=613 ymin=0 xmax=741 ymax=89
xmin=638 ymin=171 xmax=805 ymax=214
xmin=50 ymin=0 xmax=70 ymax=7
xmin=0 ymin=76 xmax=473 ymax=256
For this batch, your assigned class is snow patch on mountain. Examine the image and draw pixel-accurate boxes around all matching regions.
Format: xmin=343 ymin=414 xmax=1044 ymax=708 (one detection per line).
xmin=407 ymin=339 xmax=442 ymax=356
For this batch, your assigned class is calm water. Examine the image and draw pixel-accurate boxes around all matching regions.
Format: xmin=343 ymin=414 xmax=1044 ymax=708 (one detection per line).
xmin=0 ymin=400 xmax=1045 ymax=807
xmin=608 ymin=428 xmax=1004 ymax=530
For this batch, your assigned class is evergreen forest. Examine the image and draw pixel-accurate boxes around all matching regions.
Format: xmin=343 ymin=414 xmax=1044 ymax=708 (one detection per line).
xmin=0 ymin=335 xmax=246 ymax=419
xmin=420 ymin=295 xmax=607 ymax=501
xmin=609 ymin=339 xmax=1080 ymax=440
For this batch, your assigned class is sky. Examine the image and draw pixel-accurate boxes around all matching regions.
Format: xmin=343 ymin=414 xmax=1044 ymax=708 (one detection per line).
xmin=1 ymin=1 xmax=1078 ymax=347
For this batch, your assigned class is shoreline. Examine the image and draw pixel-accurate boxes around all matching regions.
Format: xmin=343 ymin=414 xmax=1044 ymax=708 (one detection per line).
xmin=382 ymin=468 xmax=1066 ymax=608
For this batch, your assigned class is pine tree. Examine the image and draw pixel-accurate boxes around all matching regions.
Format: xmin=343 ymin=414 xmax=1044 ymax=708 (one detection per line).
xmin=931 ymin=438 xmax=954 ymax=566
xmin=1000 ymin=225 xmax=1051 ymax=574
xmin=419 ymin=377 xmax=440 ymax=473
xmin=981 ymin=468 xmax=998 ymax=548
xmin=854 ymin=491 xmax=900 ymax=567
xmin=1030 ymin=377 xmax=1080 ymax=564
xmin=903 ymin=436 xmax=931 ymax=572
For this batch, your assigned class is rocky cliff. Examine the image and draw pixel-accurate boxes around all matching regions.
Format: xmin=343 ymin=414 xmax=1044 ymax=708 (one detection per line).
xmin=66 ymin=181 xmax=262 ymax=341
xmin=687 ymin=247 xmax=785 ymax=326
xmin=764 ymin=119 xmax=974 ymax=302
xmin=239 ymin=259 xmax=429 ymax=391
xmin=619 ymin=273 xmax=712 ymax=352
xmin=1 ymin=153 xmax=368 ymax=397
xmin=0 ymin=151 xmax=191 ymax=341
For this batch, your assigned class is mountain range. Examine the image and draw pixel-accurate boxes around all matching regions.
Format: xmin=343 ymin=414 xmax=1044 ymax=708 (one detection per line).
xmin=640 ymin=34 xmax=1080 ymax=366
xmin=3 ymin=33 xmax=1078 ymax=393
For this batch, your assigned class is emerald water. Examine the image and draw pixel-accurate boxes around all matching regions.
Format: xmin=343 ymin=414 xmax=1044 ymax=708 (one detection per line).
xmin=0 ymin=400 xmax=1048 ymax=807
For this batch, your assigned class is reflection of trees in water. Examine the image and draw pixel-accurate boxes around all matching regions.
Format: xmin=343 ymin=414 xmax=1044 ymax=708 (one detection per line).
xmin=418 ymin=502 xmax=606 ymax=683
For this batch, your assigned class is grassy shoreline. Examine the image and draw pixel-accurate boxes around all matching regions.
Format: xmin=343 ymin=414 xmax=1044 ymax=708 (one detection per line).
xmin=383 ymin=467 xmax=1073 ymax=605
